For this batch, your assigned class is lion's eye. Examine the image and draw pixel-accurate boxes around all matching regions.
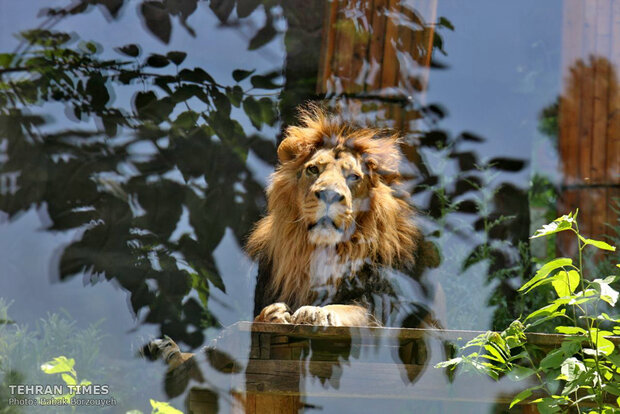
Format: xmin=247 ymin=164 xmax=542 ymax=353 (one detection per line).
xmin=347 ymin=173 xmax=361 ymax=182
xmin=306 ymin=165 xmax=319 ymax=175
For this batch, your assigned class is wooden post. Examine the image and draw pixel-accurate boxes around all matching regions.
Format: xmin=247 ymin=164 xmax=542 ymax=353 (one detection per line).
xmin=317 ymin=0 xmax=437 ymax=131
xmin=558 ymin=0 xmax=620 ymax=256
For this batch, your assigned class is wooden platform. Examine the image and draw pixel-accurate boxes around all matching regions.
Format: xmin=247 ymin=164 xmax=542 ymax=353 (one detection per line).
xmin=166 ymin=322 xmax=617 ymax=413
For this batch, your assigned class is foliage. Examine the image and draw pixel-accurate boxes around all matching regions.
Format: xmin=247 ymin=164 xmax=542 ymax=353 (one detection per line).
xmin=40 ymin=356 xmax=92 ymax=405
xmin=0 ymin=21 xmax=280 ymax=345
xmin=41 ymin=355 xmax=183 ymax=414
xmin=404 ymin=109 xmax=530 ymax=329
xmin=436 ymin=212 xmax=620 ymax=413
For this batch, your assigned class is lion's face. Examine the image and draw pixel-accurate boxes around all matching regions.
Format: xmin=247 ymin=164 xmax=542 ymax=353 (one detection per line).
xmin=297 ymin=148 xmax=370 ymax=245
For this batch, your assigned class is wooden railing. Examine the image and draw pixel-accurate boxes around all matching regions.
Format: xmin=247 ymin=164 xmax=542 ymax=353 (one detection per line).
xmin=164 ymin=322 xmax=620 ymax=413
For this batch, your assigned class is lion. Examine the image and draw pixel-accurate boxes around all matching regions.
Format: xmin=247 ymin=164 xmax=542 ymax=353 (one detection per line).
xmin=249 ymin=106 xmax=437 ymax=327
xmin=146 ymin=105 xmax=441 ymax=368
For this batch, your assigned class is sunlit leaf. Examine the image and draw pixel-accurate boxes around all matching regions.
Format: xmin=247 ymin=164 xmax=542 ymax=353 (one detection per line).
xmin=555 ymin=326 xmax=586 ymax=335
xmin=61 ymin=373 xmax=76 ymax=386
xmin=559 ymin=357 xmax=585 ymax=382
xmin=526 ymin=302 xmax=561 ymax=321
xmin=510 ymin=388 xmax=533 ymax=409
xmin=40 ymin=356 xmax=76 ymax=376
xmin=434 ymin=357 xmax=462 ymax=369
xmin=583 ymin=238 xmax=616 ymax=251
xmin=551 ymin=270 xmax=580 ymax=297
xmin=591 ymin=279 xmax=619 ymax=307
xmin=150 ymin=399 xmax=183 ymax=414
xmin=589 ymin=329 xmax=615 ymax=356
xmin=520 ymin=258 xmax=573 ymax=293
xmin=530 ymin=214 xmax=574 ymax=239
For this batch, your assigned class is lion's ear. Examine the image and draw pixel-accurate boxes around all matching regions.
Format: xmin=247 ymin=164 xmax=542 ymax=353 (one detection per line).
xmin=364 ymin=138 xmax=401 ymax=184
xmin=277 ymin=126 xmax=315 ymax=163
xmin=277 ymin=137 xmax=300 ymax=163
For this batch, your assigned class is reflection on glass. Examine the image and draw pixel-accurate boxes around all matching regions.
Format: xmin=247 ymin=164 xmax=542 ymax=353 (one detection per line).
xmin=0 ymin=0 xmax=618 ymax=413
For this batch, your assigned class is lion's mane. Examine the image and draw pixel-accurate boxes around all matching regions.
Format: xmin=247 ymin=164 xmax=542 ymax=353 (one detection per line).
xmin=247 ymin=106 xmax=420 ymax=310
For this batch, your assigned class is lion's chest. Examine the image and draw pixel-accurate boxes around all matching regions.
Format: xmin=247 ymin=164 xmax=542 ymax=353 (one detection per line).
xmin=308 ymin=247 xmax=364 ymax=291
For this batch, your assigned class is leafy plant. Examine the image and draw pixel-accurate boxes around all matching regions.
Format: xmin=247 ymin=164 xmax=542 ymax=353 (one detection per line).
xmin=41 ymin=356 xmax=183 ymax=414
xmin=436 ymin=211 xmax=620 ymax=413
xmin=40 ymin=356 xmax=92 ymax=404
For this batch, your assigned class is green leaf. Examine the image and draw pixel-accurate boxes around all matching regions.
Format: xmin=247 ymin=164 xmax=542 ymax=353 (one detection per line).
xmin=227 ymin=86 xmax=243 ymax=107
xmin=530 ymin=214 xmax=575 ymax=239
xmin=232 ymin=69 xmax=255 ymax=82
xmin=438 ymin=16 xmax=455 ymax=31
xmin=61 ymin=373 xmax=76 ymax=386
xmin=536 ymin=397 xmax=562 ymax=414
xmin=248 ymin=19 xmax=277 ymax=50
xmin=150 ymin=399 xmax=183 ymax=414
xmin=174 ymin=111 xmax=199 ymax=129
xmin=146 ymin=54 xmax=170 ymax=68
xmin=540 ymin=349 xmax=566 ymax=371
xmin=434 ymin=357 xmax=462 ymax=369
xmin=555 ymin=326 xmax=586 ymax=335
xmin=520 ymin=258 xmax=573 ymax=293
xmin=591 ymin=278 xmax=619 ymax=306
xmin=166 ymin=51 xmax=187 ymax=65
xmin=551 ymin=270 xmax=580 ymax=297
xmin=527 ymin=310 xmax=567 ymax=328
xmin=40 ymin=356 xmax=76 ymax=376
xmin=0 ymin=53 xmax=14 ymax=67
xmin=583 ymin=238 xmax=616 ymax=251
xmin=507 ymin=366 xmax=535 ymax=382
xmin=250 ymin=73 xmax=282 ymax=90
xmin=115 ymin=44 xmax=140 ymax=57
xmin=589 ymin=328 xmax=615 ymax=356
xmin=86 ymin=73 xmax=109 ymax=111
xmin=243 ymin=96 xmax=263 ymax=129
xmin=510 ymin=388 xmax=533 ymax=409
xmin=526 ymin=302 xmax=562 ymax=321
xmin=559 ymin=357 xmax=585 ymax=382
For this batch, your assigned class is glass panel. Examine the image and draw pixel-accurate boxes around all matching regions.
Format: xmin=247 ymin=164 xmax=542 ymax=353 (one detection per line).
xmin=0 ymin=0 xmax=617 ymax=413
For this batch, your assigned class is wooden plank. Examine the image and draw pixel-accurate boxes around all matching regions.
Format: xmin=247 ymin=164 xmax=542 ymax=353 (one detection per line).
xmin=244 ymin=359 xmax=540 ymax=405
xmin=367 ymin=0 xmax=388 ymax=91
xmin=349 ymin=0 xmax=373 ymax=94
xmin=579 ymin=1 xmax=597 ymax=186
xmin=317 ymin=0 xmax=339 ymax=94
xmin=380 ymin=0 xmax=400 ymax=91
xmin=254 ymin=393 xmax=286 ymax=414
xmin=334 ymin=1 xmax=355 ymax=92
xmin=231 ymin=322 xmax=620 ymax=346
xmin=591 ymin=0 xmax=612 ymax=183
xmin=559 ymin=0 xmax=584 ymax=186
xmin=590 ymin=188 xmax=607 ymax=240
xmin=608 ymin=0 xmax=620 ymax=185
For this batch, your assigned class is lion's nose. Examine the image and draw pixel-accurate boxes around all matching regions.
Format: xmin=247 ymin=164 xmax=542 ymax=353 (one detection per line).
xmin=314 ymin=189 xmax=345 ymax=205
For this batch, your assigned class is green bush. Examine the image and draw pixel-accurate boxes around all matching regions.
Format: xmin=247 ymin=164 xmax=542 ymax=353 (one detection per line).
xmin=436 ymin=212 xmax=620 ymax=413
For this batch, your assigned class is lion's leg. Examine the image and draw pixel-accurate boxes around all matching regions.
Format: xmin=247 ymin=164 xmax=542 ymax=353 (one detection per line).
xmin=146 ymin=336 xmax=195 ymax=371
xmin=291 ymin=304 xmax=375 ymax=327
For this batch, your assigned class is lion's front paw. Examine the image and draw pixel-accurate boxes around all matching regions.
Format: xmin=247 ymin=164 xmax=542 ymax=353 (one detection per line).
xmin=291 ymin=306 xmax=340 ymax=326
xmin=255 ymin=302 xmax=292 ymax=323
